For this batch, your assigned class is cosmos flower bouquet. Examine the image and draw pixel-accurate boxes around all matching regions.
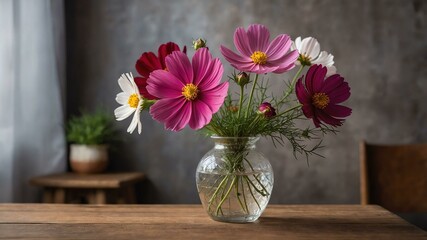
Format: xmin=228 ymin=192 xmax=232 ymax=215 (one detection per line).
xmin=114 ymin=24 xmax=351 ymax=222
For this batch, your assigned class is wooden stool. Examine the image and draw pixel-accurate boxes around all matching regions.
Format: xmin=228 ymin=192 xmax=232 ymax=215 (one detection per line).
xmin=30 ymin=172 xmax=145 ymax=204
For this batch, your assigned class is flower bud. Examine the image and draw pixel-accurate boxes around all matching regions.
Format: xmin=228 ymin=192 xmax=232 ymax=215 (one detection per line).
xmin=228 ymin=105 xmax=239 ymax=113
xmin=193 ymin=38 xmax=207 ymax=50
xmin=235 ymin=72 xmax=249 ymax=87
xmin=257 ymin=102 xmax=276 ymax=119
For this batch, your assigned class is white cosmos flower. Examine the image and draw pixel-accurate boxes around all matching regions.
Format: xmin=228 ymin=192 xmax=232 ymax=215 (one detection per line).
xmin=114 ymin=73 xmax=143 ymax=134
xmin=292 ymin=36 xmax=336 ymax=76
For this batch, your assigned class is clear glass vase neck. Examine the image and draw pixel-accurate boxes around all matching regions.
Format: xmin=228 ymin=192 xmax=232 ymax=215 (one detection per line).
xmin=211 ymin=136 xmax=260 ymax=150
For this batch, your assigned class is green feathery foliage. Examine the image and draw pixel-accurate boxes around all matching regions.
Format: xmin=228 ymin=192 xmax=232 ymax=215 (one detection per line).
xmin=202 ymin=67 xmax=337 ymax=159
xmin=67 ymin=110 xmax=118 ymax=145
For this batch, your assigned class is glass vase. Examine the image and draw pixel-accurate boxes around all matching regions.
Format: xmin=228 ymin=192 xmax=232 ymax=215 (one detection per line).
xmin=196 ymin=136 xmax=274 ymax=223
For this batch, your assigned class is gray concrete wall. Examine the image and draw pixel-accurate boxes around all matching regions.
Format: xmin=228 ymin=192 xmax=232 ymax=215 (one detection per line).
xmin=65 ymin=0 xmax=427 ymax=203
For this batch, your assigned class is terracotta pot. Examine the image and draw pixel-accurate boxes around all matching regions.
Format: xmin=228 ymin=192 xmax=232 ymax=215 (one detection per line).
xmin=70 ymin=144 xmax=108 ymax=174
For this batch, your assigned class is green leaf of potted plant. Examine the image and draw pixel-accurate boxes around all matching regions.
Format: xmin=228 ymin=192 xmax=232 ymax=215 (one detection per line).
xmin=67 ymin=110 xmax=118 ymax=174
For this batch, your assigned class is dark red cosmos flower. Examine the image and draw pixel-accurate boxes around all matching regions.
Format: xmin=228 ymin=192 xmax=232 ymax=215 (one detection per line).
xmin=134 ymin=42 xmax=186 ymax=100
xmin=296 ymin=64 xmax=351 ymax=128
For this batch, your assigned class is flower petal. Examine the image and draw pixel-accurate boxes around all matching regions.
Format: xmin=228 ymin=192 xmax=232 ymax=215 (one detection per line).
xmin=199 ymin=82 xmax=229 ymax=113
xmin=312 ymin=51 xmax=334 ymax=67
xmin=321 ymin=74 xmax=351 ymax=104
xmin=115 ymin=92 xmax=128 ymax=105
xmin=135 ymin=52 xmax=162 ymax=77
xmin=158 ymin=42 xmax=181 ymax=69
xmin=149 ymin=98 xmax=191 ymax=131
xmin=268 ymin=49 xmax=298 ymax=73
xmin=316 ymin=109 xmax=344 ymax=127
xmin=312 ymin=65 xmax=327 ymax=93
xmin=326 ymin=65 xmax=337 ymax=77
xmin=322 ymin=74 xmax=344 ymax=92
xmin=265 ymin=34 xmax=293 ymax=61
xmin=234 ymin=27 xmax=253 ymax=57
xmin=312 ymin=113 xmax=322 ymax=128
xmin=165 ymin=51 xmax=193 ymax=84
xmin=246 ymin=24 xmax=270 ymax=52
xmin=189 ymin=100 xmax=212 ymax=130
xmin=248 ymin=64 xmax=278 ymax=74
xmin=296 ymin=78 xmax=311 ymax=104
xmin=293 ymin=37 xmax=302 ymax=50
xmin=166 ymin=102 xmax=192 ymax=131
xmin=127 ymin=106 xmax=141 ymax=134
xmin=324 ymin=104 xmax=352 ymax=118
xmin=198 ymin=58 xmax=224 ymax=90
xmin=304 ymin=65 xmax=319 ymax=94
xmin=114 ymin=105 xmax=134 ymax=121
xmin=220 ymin=46 xmax=252 ymax=64
xmin=327 ymin=83 xmax=351 ymax=104
xmin=301 ymin=37 xmax=320 ymax=59
xmin=272 ymin=62 xmax=295 ymax=74
xmin=147 ymin=70 xmax=184 ymax=99
xmin=220 ymin=45 xmax=255 ymax=72
xmin=134 ymin=77 xmax=157 ymax=100
xmin=118 ymin=74 xmax=134 ymax=95
xmin=192 ymin=48 xmax=212 ymax=86
xmin=302 ymin=104 xmax=314 ymax=119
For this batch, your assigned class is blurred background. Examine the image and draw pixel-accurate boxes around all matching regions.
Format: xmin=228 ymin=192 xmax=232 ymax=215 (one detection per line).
xmin=0 ymin=0 xmax=426 ymax=207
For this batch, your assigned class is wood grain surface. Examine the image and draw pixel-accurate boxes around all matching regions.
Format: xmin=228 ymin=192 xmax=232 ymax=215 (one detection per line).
xmin=0 ymin=204 xmax=426 ymax=239
xmin=30 ymin=172 xmax=145 ymax=188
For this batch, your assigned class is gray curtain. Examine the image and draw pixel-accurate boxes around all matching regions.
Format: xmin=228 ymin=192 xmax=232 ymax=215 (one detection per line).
xmin=0 ymin=0 xmax=66 ymax=202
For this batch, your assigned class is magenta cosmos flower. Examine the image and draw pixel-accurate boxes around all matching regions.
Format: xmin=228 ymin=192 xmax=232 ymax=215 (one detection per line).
xmin=146 ymin=48 xmax=229 ymax=131
xmin=135 ymin=42 xmax=186 ymax=100
xmin=296 ymin=64 xmax=351 ymax=128
xmin=220 ymin=24 xmax=299 ymax=74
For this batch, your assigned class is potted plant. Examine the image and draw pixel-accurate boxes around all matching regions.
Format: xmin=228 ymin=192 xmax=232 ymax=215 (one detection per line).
xmin=67 ymin=110 xmax=118 ymax=174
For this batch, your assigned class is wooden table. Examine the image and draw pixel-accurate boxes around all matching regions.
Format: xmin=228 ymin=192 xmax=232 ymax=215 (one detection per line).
xmin=0 ymin=204 xmax=426 ymax=239
xmin=30 ymin=172 xmax=145 ymax=204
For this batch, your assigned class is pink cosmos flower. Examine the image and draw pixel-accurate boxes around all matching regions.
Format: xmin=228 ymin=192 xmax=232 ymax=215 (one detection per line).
xmin=296 ymin=64 xmax=351 ymax=128
xmin=135 ymin=42 xmax=186 ymax=100
xmin=146 ymin=48 xmax=229 ymax=131
xmin=220 ymin=24 xmax=299 ymax=74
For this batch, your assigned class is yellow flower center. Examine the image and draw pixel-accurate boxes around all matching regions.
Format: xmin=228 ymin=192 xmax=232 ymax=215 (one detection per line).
xmin=182 ymin=83 xmax=199 ymax=101
xmin=298 ymin=54 xmax=312 ymax=66
xmin=312 ymin=93 xmax=330 ymax=109
xmin=128 ymin=93 xmax=140 ymax=108
xmin=250 ymin=51 xmax=268 ymax=65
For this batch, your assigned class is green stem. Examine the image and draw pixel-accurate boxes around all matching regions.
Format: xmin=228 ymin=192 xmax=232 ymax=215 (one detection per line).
xmin=290 ymin=65 xmax=305 ymax=89
xmin=245 ymin=74 xmax=259 ymax=118
xmin=281 ymin=65 xmax=305 ymax=102
xmin=216 ymin=176 xmax=237 ymax=215
xmin=208 ymin=175 xmax=229 ymax=212
xmin=235 ymin=176 xmax=248 ymax=213
xmin=217 ymin=177 xmax=231 ymax=215
xmin=245 ymin=177 xmax=261 ymax=210
xmin=237 ymin=85 xmax=245 ymax=119
xmin=219 ymin=177 xmax=231 ymax=199
xmin=243 ymin=158 xmax=270 ymax=196
xmin=206 ymin=172 xmax=227 ymax=198
xmin=244 ymin=175 xmax=268 ymax=197
xmin=275 ymin=104 xmax=303 ymax=118
xmin=240 ymin=176 xmax=249 ymax=213
xmin=247 ymin=115 xmax=262 ymax=133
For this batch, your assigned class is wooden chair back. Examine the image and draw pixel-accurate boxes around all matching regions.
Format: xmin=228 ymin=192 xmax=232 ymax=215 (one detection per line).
xmin=360 ymin=140 xmax=427 ymax=212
